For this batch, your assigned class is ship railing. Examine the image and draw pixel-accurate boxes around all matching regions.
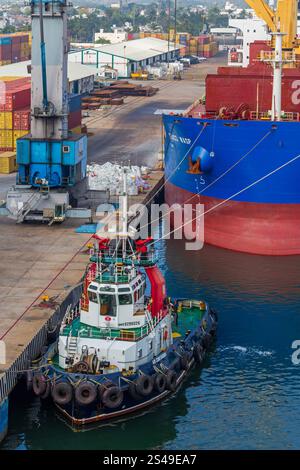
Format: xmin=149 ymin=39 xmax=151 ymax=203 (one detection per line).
xmin=184 ymin=98 xmax=201 ymax=117
xmin=61 ymin=313 xmax=164 ymax=343
xmin=259 ymin=50 xmax=296 ymax=62
xmin=90 ymin=252 xmax=158 ymax=268
xmin=250 ymin=111 xmax=300 ymax=122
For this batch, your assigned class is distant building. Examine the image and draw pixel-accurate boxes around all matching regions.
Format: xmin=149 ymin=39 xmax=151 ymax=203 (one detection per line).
xmin=69 ymin=37 xmax=182 ymax=79
xmin=95 ymin=28 xmax=127 ymax=45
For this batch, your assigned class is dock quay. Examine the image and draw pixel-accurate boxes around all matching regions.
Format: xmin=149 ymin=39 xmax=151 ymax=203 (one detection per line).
xmin=0 ymin=170 xmax=163 ymax=443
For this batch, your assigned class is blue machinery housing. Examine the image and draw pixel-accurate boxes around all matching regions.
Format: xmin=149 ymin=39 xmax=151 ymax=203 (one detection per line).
xmin=16 ymin=134 xmax=87 ymax=188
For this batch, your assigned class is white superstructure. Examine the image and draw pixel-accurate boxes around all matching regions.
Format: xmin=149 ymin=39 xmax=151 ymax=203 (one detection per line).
xmin=229 ymin=16 xmax=269 ymax=67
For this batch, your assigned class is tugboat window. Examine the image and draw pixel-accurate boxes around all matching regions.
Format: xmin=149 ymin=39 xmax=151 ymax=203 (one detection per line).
xmin=119 ymin=294 xmax=133 ymax=305
xmin=99 ymin=293 xmax=117 ymax=316
xmin=88 ymin=291 xmax=98 ymax=303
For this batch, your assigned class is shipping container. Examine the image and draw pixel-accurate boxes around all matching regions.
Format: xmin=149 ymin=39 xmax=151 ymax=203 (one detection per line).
xmin=0 ymin=111 xmax=13 ymax=129
xmin=0 ymin=151 xmax=17 ymax=174
xmin=0 ymin=85 xmax=31 ymax=112
xmin=68 ymin=109 xmax=81 ymax=129
xmin=13 ymin=108 xmax=31 ymax=130
xmin=69 ymin=93 xmax=82 ymax=113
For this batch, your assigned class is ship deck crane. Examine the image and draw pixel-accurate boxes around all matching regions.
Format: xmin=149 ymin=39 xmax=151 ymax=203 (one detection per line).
xmin=245 ymin=0 xmax=299 ymax=50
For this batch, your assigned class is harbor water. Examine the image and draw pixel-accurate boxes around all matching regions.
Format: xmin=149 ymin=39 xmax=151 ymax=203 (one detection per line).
xmin=1 ymin=237 xmax=300 ymax=450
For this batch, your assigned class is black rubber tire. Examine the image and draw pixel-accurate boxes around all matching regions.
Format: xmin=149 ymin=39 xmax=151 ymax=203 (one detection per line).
xmin=40 ymin=381 xmax=51 ymax=400
xmin=32 ymin=374 xmax=47 ymax=396
xmin=135 ymin=375 xmax=154 ymax=397
xmin=47 ymin=322 xmax=60 ymax=343
xmin=193 ymin=343 xmax=204 ymax=364
xmin=202 ymin=333 xmax=212 ymax=349
xmin=180 ymin=353 xmax=189 ymax=370
xmin=128 ymin=382 xmax=142 ymax=401
xmin=154 ymin=373 xmax=167 ymax=394
xmin=51 ymin=381 xmax=73 ymax=406
xmin=26 ymin=370 xmax=33 ymax=392
xmin=166 ymin=370 xmax=177 ymax=392
xmin=210 ymin=309 xmax=218 ymax=323
xmin=102 ymin=386 xmax=124 ymax=409
xmin=75 ymin=381 xmax=97 ymax=406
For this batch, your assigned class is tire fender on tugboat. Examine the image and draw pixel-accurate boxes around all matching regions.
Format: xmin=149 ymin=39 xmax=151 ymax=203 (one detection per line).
xmin=102 ymin=386 xmax=124 ymax=409
xmin=166 ymin=370 xmax=177 ymax=391
xmin=180 ymin=352 xmax=189 ymax=370
xmin=75 ymin=381 xmax=97 ymax=406
xmin=32 ymin=374 xmax=47 ymax=396
xmin=154 ymin=373 xmax=167 ymax=394
xmin=193 ymin=343 xmax=204 ymax=363
xmin=135 ymin=375 xmax=154 ymax=397
xmin=52 ymin=381 xmax=73 ymax=406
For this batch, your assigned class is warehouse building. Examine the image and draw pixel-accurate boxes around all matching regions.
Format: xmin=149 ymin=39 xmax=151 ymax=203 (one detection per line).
xmin=0 ymin=59 xmax=98 ymax=94
xmin=69 ymin=37 xmax=182 ymax=79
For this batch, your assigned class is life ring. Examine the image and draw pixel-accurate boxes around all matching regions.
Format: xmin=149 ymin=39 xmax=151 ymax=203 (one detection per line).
xmin=102 ymin=386 xmax=124 ymax=409
xmin=166 ymin=370 xmax=177 ymax=392
xmin=75 ymin=381 xmax=97 ymax=406
xmin=51 ymin=381 xmax=73 ymax=406
xmin=32 ymin=374 xmax=47 ymax=396
xmin=193 ymin=343 xmax=204 ymax=363
xmin=135 ymin=375 xmax=154 ymax=397
xmin=180 ymin=352 xmax=189 ymax=370
xmin=154 ymin=373 xmax=167 ymax=394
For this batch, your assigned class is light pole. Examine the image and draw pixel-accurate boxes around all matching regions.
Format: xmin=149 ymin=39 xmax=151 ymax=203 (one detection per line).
xmin=124 ymin=45 xmax=127 ymax=77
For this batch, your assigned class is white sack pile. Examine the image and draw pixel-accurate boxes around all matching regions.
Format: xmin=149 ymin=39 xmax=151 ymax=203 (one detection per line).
xmin=87 ymin=162 xmax=151 ymax=196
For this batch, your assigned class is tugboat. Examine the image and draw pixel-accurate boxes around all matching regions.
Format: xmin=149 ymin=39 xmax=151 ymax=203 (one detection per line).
xmin=29 ymin=174 xmax=217 ymax=426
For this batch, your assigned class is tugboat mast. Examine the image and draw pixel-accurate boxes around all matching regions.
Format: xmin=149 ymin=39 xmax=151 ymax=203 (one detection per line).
xmin=121 ymin=168 xmax=129 ymax=258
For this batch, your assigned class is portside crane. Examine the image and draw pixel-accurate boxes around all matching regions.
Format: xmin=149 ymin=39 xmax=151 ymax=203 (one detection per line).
xmin=5 ymin=0 xmax=88 ymax=224
xmin=245 ymin=0 xmax=298 ymax=50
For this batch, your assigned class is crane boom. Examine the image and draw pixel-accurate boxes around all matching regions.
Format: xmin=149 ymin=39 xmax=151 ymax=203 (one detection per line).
xmin=245 ymin=0 xmax=276 ymax=31
xmin=245 ymin=0 xmax=298 ymax=49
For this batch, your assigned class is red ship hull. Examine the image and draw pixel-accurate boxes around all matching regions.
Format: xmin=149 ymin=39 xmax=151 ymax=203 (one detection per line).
xmin=166 ymin=181 xmax=300 ymax=256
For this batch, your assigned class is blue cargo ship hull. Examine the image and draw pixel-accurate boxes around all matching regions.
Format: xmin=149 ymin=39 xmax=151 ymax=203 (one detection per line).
xmin=163 ymin=115 xmax=300 ymax=255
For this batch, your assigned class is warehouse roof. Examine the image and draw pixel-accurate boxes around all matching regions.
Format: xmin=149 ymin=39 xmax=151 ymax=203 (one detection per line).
xmin=92 ymin=37 xmax=183 ymax=61
xmin=0 ymin=60 xmax=99 ymax=81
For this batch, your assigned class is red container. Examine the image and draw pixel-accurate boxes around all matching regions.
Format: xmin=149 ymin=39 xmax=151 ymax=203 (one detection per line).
xmin=206 ymin=68 xmax=300 ymax=114
xmin=0 ymin=44 xmax=11 ymax=60
xmin=0 ymin=85 xmax=31 ymax=111
xmin=13 ymin=108 xmax=31 ymax=130
xmin=68 ymin=109 xmax=82 ymax=129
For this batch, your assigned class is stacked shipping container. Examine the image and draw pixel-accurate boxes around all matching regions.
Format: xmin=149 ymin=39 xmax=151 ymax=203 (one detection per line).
xmin=0 ymin=77 xmax=30 ymax=171
xmin=128 ymin=31 xmax=218 ymax=58
xmin=0 ymin=79 xmax=83 ymax=173
xmin=0 ymin=33 xmax=31 ymax=66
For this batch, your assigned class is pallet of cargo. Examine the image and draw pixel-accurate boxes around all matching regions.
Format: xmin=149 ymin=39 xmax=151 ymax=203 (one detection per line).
xmin=92 ymin=89 xmax=120 ymax=99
